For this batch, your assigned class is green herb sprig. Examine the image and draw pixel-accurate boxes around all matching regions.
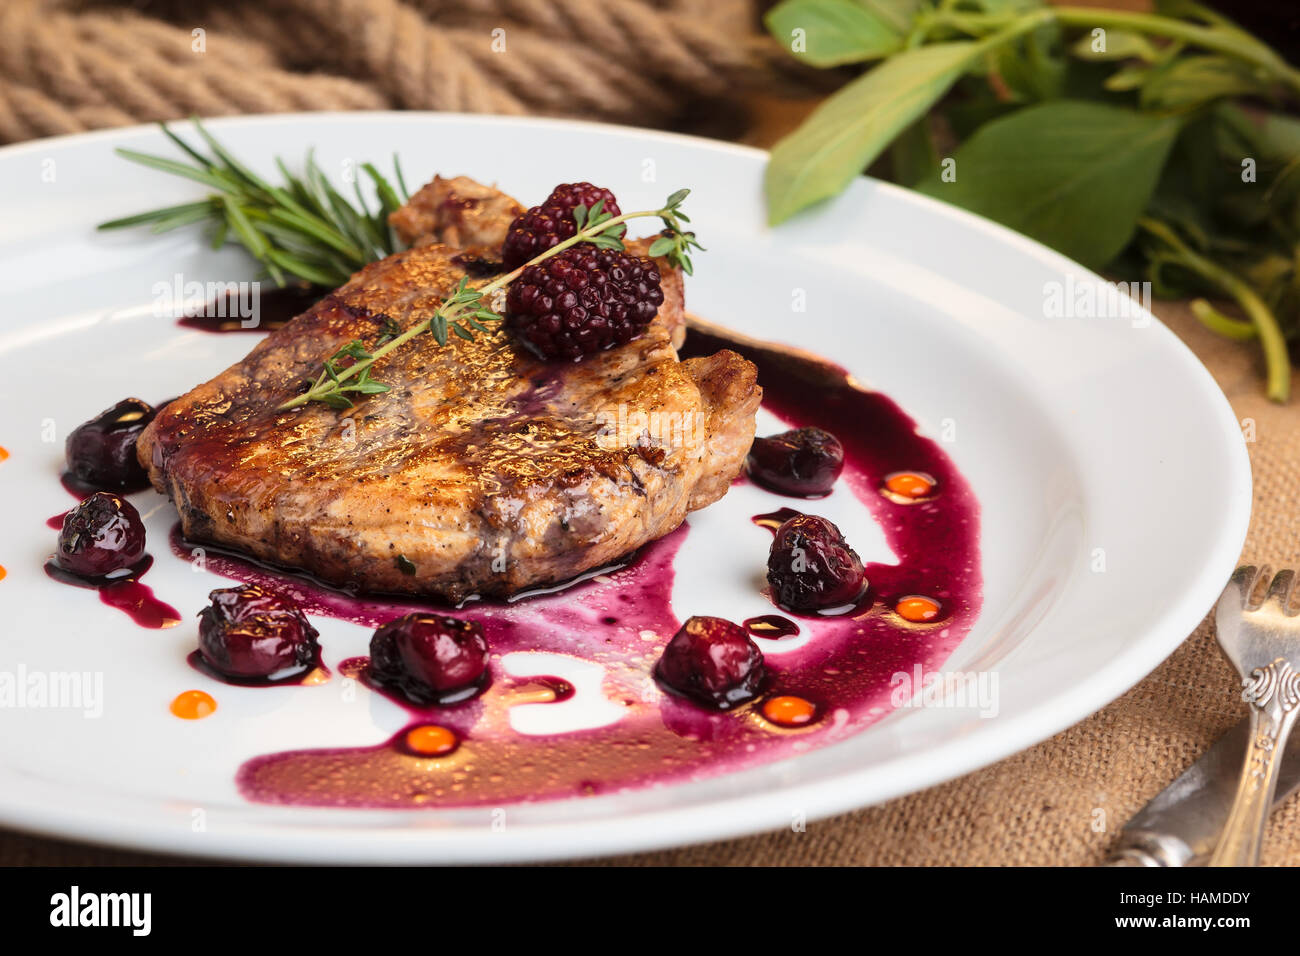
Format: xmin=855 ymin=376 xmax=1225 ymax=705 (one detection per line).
xmin=279 ymin=189 xmax=698 ymax=411
xmin=99 ymin=119 xmax=411 ymax=289
xmin=99 ymin=121 xmax=700 ymax=412
xmin=764 ymin=0 xmax=1300 ymax=400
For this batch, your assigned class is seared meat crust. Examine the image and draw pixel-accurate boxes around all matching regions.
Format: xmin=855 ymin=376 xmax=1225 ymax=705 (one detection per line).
xmin=139 ymin=181 xmax=759 ymax=602
xmin=388 ymin=175 xmax=524 ymax=250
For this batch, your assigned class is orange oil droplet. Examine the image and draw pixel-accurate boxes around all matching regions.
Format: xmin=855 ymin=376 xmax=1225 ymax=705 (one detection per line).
xmin=0 ymin=565 xmax=7 ymax=582
xmin=0 ymin=446 xmax=8 ymax=463
xmin=896 ymin=595 xmax=942 ymax=623
xmin=884 ymin=471 xmax=934 ymax=499
xmin=404 ymin=724 xmax=458 ymax=756
xmin=762 ymin=695 xmax=817 ymax=728
xmin=170 ymin=690 xmax=217 ymax=720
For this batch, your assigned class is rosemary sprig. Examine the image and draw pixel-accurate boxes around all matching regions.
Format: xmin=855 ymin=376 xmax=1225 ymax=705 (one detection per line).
xmin=278 ymin=190 xmax=699 ymax=411
xmin=98 ymin=119 xmax=410 ymax=289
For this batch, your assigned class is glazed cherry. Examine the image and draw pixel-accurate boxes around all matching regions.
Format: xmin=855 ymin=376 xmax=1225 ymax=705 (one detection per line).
xmin=654 ymin=615 xmax=766 ymax=710
xmin=64 ymin=398 xmax=157 ymax=491
xmin=197 ymin=584 xmax=321 ymax=680
xmin=746 ymin=427 xmax=844 ymax=497
xmin=56 ymin=492 xmax=147 ymax=578
xmin=766 ymin=514 xmax=866 ymax=611
xmin=369 ymin=613 xmax=490 ymax=705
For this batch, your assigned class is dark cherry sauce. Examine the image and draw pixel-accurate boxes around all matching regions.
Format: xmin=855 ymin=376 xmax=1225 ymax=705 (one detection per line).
xmin=357 ymin=660 xmax=490 ymax=709
xmin=744 ymin=615 xmax=800 ymax=639
xmin=46 ymin=511 xmax=69 ymax=530
xmin=338 ymin=656 xmax=369 ymax=679
xmin=176 ymin=286 xmax=324 ymax=334
xmin=751 ymin=507 xmax=803 ymax=533
xmin=183 ymin=329 xmax=982 ymax=810
xmin=167 ymin=523 xmax=639 ymax=627
xmin=43 ymin=555 xmax=182 ymax=629
xmin=186 ymin=649 xmax=331 ymax=688
xmin=59 ymin=472 xmax=93 ymax=499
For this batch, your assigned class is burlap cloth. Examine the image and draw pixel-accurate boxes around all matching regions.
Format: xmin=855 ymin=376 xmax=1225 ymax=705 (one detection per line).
xmin=0 ymin=0 xmax=1294 ymax=867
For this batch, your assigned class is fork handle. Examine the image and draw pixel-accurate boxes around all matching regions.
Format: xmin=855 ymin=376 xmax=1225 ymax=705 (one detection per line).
xmin=1210 ymin=664 xmax=1300 ymax=867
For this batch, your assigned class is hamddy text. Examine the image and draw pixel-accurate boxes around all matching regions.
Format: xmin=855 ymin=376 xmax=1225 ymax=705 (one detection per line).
xmin=1120 ymin=892 xmax=1250 ymax=906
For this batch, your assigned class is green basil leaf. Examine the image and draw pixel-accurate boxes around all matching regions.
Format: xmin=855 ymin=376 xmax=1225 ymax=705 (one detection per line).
xmin=764 ymin=0 xmax=913 ymax=67
xmin=1265 ymin=156 xmax=1300 ymax=211
xmin=996 ymin=24 xmax=1066 ymax=102
xmin=889 ymin=118 xmax=937 ymax=187
xmin=858 ymin=0 xmax=925 ymax=34
xmin=1149 ymin=113 xmax=1224 ymax=245
xmin=765 ymin=41 xmax=985 ymax=223
xmin=1139 ymin=55 xmax=1273 ymax=110
xmin=1103 ymin=64 xmax=1151 ymax=91
xmin=1221 ymin=104 xmax=1300 ymax=168
xmin=1260 ymin=112 xmax=1300 ymax=158
xmin=1069 ymin=29 xmax=1158 ymax=62
xmin=917 ymin=101 xmax=1182 ymax=270
xmin=969 ymin=0 xmax=1043 ymax=12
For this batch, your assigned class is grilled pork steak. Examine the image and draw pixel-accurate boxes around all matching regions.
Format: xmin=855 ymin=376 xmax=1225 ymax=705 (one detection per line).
xmin=138 ymin=178 xmax=760 ymax=602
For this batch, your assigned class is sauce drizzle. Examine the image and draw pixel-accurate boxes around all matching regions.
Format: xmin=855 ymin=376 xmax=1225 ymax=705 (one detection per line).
xmin=43 ymin=556 xmax=182 ymax=629
xmin=228 ymin=330 xmax=982 ymax=809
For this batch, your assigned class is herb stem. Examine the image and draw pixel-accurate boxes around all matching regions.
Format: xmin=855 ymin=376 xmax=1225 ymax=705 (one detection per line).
xmin=101 ymin=120 xmax=413 ymax=290
xmin=919 ymin=6 xmax=1300 ymax=96
xmin=1050 ymin=7 xmax=1300 ymax=96
xmin=1190 ymin=299 xmax=1257 ymax=341
xmin=1139 ymin=217 xmax=1291 ymax=402
xmin=277 ymin=204 xmax=686 ymax=411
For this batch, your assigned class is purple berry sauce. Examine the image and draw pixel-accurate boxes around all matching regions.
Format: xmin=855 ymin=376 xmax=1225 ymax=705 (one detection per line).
xmin=164 ymin=329 xmax=981 ymax=809
xmin=175 ymin=286 xmax=323 ymax=334
xmin=43 ymin=555 xmax=182 ymax=630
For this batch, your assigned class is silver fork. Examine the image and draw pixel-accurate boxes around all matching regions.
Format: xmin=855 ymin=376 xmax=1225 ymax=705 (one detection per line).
xmin=1210 ymin=565 xmax=1300 ymax=866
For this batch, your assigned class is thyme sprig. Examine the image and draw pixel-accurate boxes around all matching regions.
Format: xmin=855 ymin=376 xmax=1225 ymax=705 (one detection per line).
xmin=647 ymin=189 xmax=704 ymax=275
xmin=278 ymin=190 xmax=699 ymax=411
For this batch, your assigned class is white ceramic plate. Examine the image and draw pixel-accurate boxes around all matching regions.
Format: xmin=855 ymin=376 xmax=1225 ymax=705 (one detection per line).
xmin=0 ymin=113 xmax=1250 ymax=863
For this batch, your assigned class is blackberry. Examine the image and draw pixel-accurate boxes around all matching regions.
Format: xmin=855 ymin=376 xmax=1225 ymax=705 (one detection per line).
xmin=505 ymin=245 xmax=663 ymax=361
xmin=501 ymin=183 xmax=622 ymax=270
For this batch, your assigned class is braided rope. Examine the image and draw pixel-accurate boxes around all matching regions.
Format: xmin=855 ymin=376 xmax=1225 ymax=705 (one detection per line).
xmin=0 ymin=2 xmax=387 ymax=141
xmin=0 ymin=0 xmax=826 ymax=144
